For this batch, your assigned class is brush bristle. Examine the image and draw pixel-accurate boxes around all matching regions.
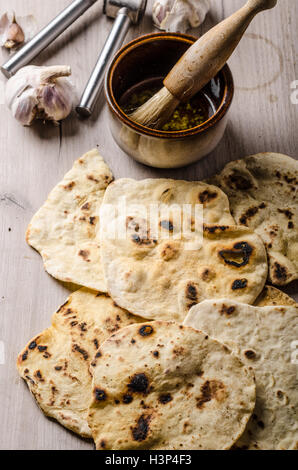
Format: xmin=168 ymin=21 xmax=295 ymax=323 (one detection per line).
xmin=129 ymin=87 xmax=179 ymax=129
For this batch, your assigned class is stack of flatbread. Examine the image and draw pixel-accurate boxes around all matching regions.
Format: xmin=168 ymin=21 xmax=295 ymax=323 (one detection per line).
xmin=18 ymin=149 xmax=297 ymax=450
xmin=208 ymin=153 xmax=298 ymax=286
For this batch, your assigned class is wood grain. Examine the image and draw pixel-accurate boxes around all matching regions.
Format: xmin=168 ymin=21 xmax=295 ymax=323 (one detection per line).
xmin=0 ymin=0 xmax=297 ymax=450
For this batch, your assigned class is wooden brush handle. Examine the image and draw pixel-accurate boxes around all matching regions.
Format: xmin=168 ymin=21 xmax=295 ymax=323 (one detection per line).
xmin=163 ymin=0 xmax=277 ymax=102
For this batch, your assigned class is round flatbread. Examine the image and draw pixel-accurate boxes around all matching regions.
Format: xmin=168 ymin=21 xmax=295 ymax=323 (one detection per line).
xmin=100 ymin=179 xmax=267 ymax=321
xmin=208 ymin=153 xmax=298 ymax=286
xmin=184 ymin=300 xmax=298 ymax=450
xmin=88 ymin=321 xmax=256 ymax=450
xmin=26 ymin=149 xmax=113 ymax=291
xmin=17 ymin=288 xmax=144 ymax=437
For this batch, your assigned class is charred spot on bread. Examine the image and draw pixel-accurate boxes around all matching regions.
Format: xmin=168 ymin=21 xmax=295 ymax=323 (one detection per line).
xmin=139 ymin=325 xmax=154 ymax=337
xmin=63 ymin=181 xmax=75 ymax=191
xmin=226 ymin=172 xmax=253 ymax=190
xmin=196 ymin=380 xmax=226 ymax=409
xmin=131 ymin=233 xmax=157 ymax=246
xmin=219 ymin=242 xmax=253 ymax=268
xmin=128 ymin=373 xmax=149 ymax=393
xmin=22 ymin=350 xmax=28 ymax=361
xmin=239 ymin=207 xmax=259 ymax=225
xmin=131 ymin=415 xmax=151 ymax=441
xmin=126 ymin=216 xmax=157 ymax=246
xmin=94 ymin=388 xmax=107 ymax=401
xmin=219 ymin=305 xmax=236 ymax=316
xmin=232 ymin=279 xmax=248 ymax=290
xmin=122 ymin=394 xmax=133 ymax=404
xmin=272 ymin=262 xmax=288 ymax=282
xmin=204 ymin=225 xmax=228 ymax=234
xmin=160 ymin=220 xmax=174 ymax=232
xmin=198 ymin=190 xmax=218 ymax=204
xmin=186 ymin=283 xmax=198 ymax=301
xmin=158 ymin=394 xmax=173 ymax=404
xmin=244 ymin=350 xmax=257 ymax=360
xmin=277 ymin=208 xmax=293 ymax=220
xmin=72 ymin=344 xmax=89 ymax=361
xmin=78 ymin=249 xmax=90 ymax=261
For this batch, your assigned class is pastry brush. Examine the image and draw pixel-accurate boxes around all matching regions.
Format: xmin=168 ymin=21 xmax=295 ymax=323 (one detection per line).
xmin=130 ymin=0 xmax=277 ymax=129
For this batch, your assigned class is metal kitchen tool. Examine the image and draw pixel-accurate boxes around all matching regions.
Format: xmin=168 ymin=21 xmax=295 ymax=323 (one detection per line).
xmin=1 ymin=0 xmax=98 ymax=78
xmin=76 ymin=0 xmax=147 ymax=117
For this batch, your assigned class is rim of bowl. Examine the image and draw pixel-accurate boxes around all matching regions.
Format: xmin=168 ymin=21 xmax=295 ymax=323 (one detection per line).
xmin=105 ymin=32 xmax=234 ymax=140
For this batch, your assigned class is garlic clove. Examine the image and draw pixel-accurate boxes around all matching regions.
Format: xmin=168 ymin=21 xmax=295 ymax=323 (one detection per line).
xmin=187 ymin=0 xmax=210 ymax=29
xmin=5 ymin=66 xmax=40 ymax=109
xmin=39 ymin=79 xmax=74 ymax=122
xmin=4 ymin=15 xmax=25 ymax=49
xmin=153 ymin=0 xmax=210 ymax=33
xmin=5 ymin=65 xmax=75 ymax=126
xmin=0 ymin=11 xmax=38 ymax=50
xmin=11 ymin=87 xmax=38 ymax=126
xmin=0 ymin=12 xmax=10 ymax=46
xmin=38 ymin=65 xmax=74 ymax=122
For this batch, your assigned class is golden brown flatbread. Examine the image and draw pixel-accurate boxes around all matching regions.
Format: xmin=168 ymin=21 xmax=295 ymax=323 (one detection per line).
xmin=26 ymin=149 xmax=113 ymax=291
xmin=100 ymin=178 xmax=268 ymax=321
xmin=208 ymin=153 xmax=298 ymax=286
xmin=185 ymin=300 xmax=298 ymax=449
xmin=17 ymin=288 xmax=144 ymax=437
xmin=88 ymin=321 xmax=256 ymax=450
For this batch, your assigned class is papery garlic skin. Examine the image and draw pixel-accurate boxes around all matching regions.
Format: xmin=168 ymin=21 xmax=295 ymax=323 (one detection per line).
xmin=5 ymin=65 xmax=75 ymax=126
xmin=153 ymin=0 xmax=210 ymax=33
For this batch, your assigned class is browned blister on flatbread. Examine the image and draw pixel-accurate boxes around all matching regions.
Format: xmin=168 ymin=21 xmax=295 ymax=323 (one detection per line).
xmin=88 ymin=321 xmax=256 ymax=450
xmin=208 ymin=153 xmax=298 ymax=286
xmin=17 ymin=288 xmax=144 ymax=437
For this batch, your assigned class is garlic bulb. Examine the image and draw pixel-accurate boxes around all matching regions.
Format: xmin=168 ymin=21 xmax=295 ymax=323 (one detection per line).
xmin=5 ymin=65 xmax=75 ymax=126
xmin=0 ymin=11 xmax=37 ymax=50
xmin=153 ymin=0 xmax=210 ymax=33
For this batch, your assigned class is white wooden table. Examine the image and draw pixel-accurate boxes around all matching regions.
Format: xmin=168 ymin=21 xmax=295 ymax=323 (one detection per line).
xmin=0 ymin=0 xmax=297 ymax=450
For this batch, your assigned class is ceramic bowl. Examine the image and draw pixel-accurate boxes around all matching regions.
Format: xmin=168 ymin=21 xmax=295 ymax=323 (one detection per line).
xmin=105 ymin=32 xmax=234 ymax=168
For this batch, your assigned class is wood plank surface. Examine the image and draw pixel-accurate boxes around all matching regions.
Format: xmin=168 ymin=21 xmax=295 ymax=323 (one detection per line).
xmin=0 ymin=0 xmax=297 ymax=450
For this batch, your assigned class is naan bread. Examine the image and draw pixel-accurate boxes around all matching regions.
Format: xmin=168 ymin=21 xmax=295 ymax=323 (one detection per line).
xmin=17 ymin=288 xmax=144 ymax=437
xmin=100 ymin=179 xmax=268 ymax=321
xmin=184 ymin=300 xmax=298 ymax=449
xmin=208 ymin=153 xmax=298 ymax=286
xmin=26 ymin=149 xmax=113 ymax=291
xmin=88 ymin=321 xmax=256 ymax=450
xmin=254 ymin=285 xmax=297 ymax=307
